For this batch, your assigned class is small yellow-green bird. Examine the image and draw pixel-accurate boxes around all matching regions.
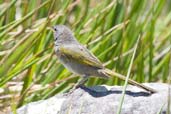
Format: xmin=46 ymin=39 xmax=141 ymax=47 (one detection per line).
xmin=51 ymin=25 xmax=156 ymax=93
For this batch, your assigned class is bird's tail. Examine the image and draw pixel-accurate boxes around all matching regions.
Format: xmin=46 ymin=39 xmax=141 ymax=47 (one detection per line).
xmin=99 ymin=68 xmax=157 ymax=93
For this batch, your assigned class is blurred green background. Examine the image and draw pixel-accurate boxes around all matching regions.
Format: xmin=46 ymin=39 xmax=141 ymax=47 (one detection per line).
xmin=0 ymin=0 xmax=171 ymax=113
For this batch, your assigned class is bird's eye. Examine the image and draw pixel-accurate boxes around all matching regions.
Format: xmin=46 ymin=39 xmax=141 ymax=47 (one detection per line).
xmin=54 ymin=28 xmax=57 ymax=31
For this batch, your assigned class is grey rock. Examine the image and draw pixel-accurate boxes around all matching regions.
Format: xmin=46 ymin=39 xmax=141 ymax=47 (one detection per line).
xmin=15 ymin=83 xmax=171 ymax=114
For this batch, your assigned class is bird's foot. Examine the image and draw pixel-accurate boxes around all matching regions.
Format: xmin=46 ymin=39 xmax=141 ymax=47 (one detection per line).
xmin=64 ymin=84 xmax=85 ymax=95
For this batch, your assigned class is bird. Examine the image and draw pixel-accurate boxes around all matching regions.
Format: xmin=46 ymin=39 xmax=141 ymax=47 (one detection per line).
xmin=51 ymin=25 xmax=157 ymax=93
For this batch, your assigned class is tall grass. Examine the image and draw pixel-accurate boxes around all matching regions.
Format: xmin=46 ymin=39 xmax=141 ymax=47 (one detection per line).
xmin=0 ymin=0 xmax=170 ymax=113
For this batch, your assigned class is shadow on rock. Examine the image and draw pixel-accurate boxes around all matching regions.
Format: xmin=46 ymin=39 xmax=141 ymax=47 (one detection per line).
xmin=79 ymin=85 xmax=152 ymax=97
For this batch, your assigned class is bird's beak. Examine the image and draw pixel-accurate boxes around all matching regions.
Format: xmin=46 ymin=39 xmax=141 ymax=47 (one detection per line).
xmin=47 ymin=26 xmax=55 ymax=32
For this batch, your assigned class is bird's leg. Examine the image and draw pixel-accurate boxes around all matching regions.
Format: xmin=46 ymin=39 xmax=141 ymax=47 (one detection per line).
xmin=74 ymin=75 xmax=88 ymax=89
xmin=69 ymin=75 xmax=88 ymax=93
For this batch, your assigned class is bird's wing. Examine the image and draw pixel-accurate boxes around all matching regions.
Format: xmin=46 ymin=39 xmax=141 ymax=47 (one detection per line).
xmin=59 ymin=44 xmax=103 ymax=69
